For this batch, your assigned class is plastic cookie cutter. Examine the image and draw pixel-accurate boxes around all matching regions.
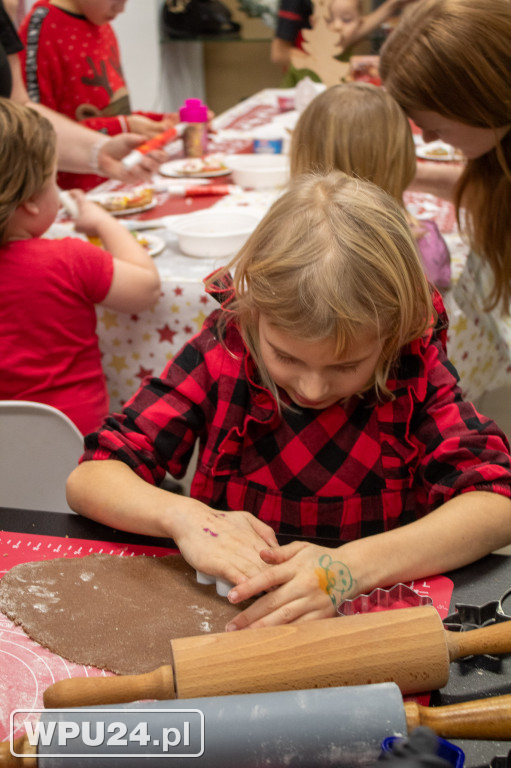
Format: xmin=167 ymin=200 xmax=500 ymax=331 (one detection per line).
xmin=196 ymin=570 xmax=234 ymax=597
xmin=337 ymin=582 xmax=433 ymax=617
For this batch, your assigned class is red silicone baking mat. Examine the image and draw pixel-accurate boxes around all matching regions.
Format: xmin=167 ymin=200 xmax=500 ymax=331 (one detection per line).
xmin=0 ymin=530 xmax=453 ymax=742
xmin=0 ymin=530 xmax=177 ymax=742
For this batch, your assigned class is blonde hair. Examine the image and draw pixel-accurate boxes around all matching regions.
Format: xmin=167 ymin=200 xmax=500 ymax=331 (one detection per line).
xmin=290 ymin=82 xmax=416 ymax=204
xmin=380 ymin=0 xmax=511 ymax=311
xmin=207 ymin=171 xmax=433 ymax=402
xmin=0 ymin=98 xmax=57 ymax=244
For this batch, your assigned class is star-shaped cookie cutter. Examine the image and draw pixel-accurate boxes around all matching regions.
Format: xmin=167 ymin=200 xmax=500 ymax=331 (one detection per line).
xmin=442 ymin=588 xmax=511 ymax=669
xmin=443 ymin=587 xmax=511 ymax=631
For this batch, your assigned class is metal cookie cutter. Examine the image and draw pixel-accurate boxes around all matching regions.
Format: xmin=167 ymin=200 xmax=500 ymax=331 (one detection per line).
xmin=337 ymin=582 xmax=433 ymax=617
xmin=442 ymin=587 xmax=511 ymax=667
xmin=444 ymin=587 xmax=511 ymax=631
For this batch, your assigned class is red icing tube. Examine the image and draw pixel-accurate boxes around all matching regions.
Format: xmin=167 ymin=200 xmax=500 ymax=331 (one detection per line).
xmin=122 ymin=124 xmax=185 ymax=170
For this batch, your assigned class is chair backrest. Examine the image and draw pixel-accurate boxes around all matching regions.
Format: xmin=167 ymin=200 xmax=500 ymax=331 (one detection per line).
xmin=0 ymin=401 xmax=84 ymax=514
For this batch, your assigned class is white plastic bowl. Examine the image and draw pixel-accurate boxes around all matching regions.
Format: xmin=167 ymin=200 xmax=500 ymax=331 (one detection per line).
xmin=171 ymin=210 xmax=260 ymax=259
xmin=224 ymin=154 xmax=290 ymax=190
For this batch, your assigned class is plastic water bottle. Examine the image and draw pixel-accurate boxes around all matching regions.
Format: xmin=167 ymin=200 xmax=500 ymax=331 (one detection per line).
xmin=179 ymin=98 xmax=208 ymax=158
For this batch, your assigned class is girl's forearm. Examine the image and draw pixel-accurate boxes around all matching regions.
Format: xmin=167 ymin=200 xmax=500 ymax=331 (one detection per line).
xmin=66 ymin=460 xmax=203 ymax=539
xmin=94 ymin=217 xmax=159 ymax=276
xmin=408 ymin=162 xmax=462 ymax=201
xmin=341 ymin=491 xmax=511 ymax=595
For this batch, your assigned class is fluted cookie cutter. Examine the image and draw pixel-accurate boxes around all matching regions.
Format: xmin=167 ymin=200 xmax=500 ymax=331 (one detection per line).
xmin=196 ymin=570 xmax=234 ymax=597
xmin=337 ymin=582 xmax=433 ymax=617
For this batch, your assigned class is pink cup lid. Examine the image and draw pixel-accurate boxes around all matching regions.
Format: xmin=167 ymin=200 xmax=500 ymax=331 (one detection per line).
xmin=179 ymin=98 xmax=208 ymax=122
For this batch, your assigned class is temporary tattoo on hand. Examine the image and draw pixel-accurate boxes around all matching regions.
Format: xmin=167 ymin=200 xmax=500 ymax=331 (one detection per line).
xmin=203 ymin=528 xmax=219 ymax=537
xmin=315 ymin=554 xmax=353 ymax=608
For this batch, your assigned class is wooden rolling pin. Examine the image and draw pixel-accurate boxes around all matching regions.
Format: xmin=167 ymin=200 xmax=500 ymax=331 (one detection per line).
xmin=4 ymin=685 xmax=511 ymax=767
xmin=43 ymin=605 xmax=511 ymax=708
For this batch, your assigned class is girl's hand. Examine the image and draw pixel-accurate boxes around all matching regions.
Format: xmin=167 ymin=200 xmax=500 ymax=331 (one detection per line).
xmin=225 ymin=541 xmax=359 ymax=629
xmin=173 ymin=505 xmax=280 ymax=585
xmin=70 ymin=190 xmax=113 ymax=236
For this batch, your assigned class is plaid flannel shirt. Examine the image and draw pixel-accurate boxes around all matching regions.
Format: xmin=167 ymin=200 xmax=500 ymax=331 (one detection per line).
xmin=83 ymin=289 xmax=511 ymax=542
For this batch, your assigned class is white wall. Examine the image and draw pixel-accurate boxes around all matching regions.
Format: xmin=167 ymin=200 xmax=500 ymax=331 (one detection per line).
xmin=112 ymin=0 xmax=205 ymax=113
xmin=111 ymin=0 xmax=163 ymax=111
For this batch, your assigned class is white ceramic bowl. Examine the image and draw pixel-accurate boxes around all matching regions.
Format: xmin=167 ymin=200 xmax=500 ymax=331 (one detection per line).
xmin=171 ymin=210 xmax=260 ymax=259
xmin=224 ymin=154 xmax=290 ymax=190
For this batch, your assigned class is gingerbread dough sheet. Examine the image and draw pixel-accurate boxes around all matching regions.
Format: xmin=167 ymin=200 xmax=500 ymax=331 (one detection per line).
xmin=0 ymin=554 xmax=248 ymax=675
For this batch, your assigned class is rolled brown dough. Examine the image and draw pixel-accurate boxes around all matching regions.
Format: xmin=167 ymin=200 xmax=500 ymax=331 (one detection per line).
xmin=0 ymin=554 xmax=250 ymax=675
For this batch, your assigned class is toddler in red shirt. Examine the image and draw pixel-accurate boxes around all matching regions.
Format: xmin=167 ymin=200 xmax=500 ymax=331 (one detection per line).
xmin=0 ymin=98 xmax=161 ymax=434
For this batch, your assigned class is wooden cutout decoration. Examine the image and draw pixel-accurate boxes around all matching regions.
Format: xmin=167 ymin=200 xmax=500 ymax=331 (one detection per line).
xmin=290 ymin=0 xmax=350 ymax=86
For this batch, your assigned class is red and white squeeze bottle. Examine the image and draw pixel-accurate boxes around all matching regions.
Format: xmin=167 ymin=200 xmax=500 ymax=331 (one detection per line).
xmin=179 ymin=98 xmax=208 ymax=158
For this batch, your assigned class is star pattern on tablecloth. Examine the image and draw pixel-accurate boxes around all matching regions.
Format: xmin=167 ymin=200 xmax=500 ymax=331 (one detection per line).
xmin=98 ymin=282 xmax=213 ymax=412
xmin=110 ymin=354 xmax=128 ymax=374
xmin=135 ymin=365 xmax=154 ymax=380
xmin=100 ymin=310 xmax=119 ymax=330
xmin=157 ymin=324 xmax=177 ymax=344
xmin=193 ymin=310 xmax=207 ymax=330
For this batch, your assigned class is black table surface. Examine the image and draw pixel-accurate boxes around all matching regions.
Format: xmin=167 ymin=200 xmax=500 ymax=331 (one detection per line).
xmin=1 ymin=506 xmax=511 ymax=767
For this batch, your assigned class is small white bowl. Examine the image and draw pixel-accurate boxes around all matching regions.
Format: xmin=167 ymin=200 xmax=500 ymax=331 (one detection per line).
xmin=171 ymin=210 xmax=260 ymax=259
xmin=224 ymin=154 xmax=290 ymax=190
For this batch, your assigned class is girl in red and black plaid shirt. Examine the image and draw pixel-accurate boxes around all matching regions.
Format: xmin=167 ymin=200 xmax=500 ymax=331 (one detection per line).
xmin=68 ymin=171 xmax=511 ymax=629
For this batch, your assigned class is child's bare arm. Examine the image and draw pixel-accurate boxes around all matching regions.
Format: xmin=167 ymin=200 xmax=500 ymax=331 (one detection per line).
xmin=356 ymin=0 xmax=420 ymax=42
xmin=71 ymin=190 xmax=161 ymax=313
xmin=271 ymin=37 xmax=295 ymax=67
xmin=226 ymin=490 xmax=511 ymax=629
xmin=66 ymin=461 xmax=279 ymax=582
xmin=408 ymin=162 xmax=463 ymax=201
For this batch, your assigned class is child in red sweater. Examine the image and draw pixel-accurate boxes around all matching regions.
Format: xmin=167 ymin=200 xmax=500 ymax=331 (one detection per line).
xmin=18 ymin=0 xmax=177 ymax=190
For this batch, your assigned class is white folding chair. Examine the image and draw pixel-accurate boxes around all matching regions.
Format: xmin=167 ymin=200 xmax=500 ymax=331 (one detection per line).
xmin=0 ymin=400 xmax=84 ymax=513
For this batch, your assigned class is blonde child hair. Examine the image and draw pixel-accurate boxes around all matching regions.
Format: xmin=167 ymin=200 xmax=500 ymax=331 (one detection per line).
xmin=208 ymin=171 xmax=433 ymax=401
xmin=290 ymin=82 xmax=416 ymax=204
xmin=379 ymin=0 xmax=511 ymax=311
xmin=0 ymin=98 xmax=56 ymax=244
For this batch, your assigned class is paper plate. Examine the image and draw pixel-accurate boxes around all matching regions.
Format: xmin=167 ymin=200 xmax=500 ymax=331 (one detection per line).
xmin=159 ymin=157 xmax=231 ymax=179
xmin=87 ymin=190 xmax=157 ymax=216
xmin=415 ymin=142 xmax=463 ymax=162
xmin=132 ymin=232 xmax=165 ymax=257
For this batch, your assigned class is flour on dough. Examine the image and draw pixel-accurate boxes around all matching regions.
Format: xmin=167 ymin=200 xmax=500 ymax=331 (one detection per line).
xmin=0 ymin=554 xmax=249 ymax=674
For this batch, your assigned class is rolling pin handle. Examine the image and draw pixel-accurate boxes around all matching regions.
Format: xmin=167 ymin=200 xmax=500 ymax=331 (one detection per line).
xmin=445 ymin=621 xmax=511 ymax=661
xmin=43 ymin=664 xmax=176 ymax=709
xmin=404 ymin=694 xmax=511 ymax=740
xmin=0 ymin=736 xmax=37 ymax=767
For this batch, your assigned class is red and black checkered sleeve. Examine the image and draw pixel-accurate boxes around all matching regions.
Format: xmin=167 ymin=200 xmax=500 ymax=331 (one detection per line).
xmin=81 ymin=313 xmax=230 ymax=485
xmin=410 ymin=332 xmax=511 ymax=512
